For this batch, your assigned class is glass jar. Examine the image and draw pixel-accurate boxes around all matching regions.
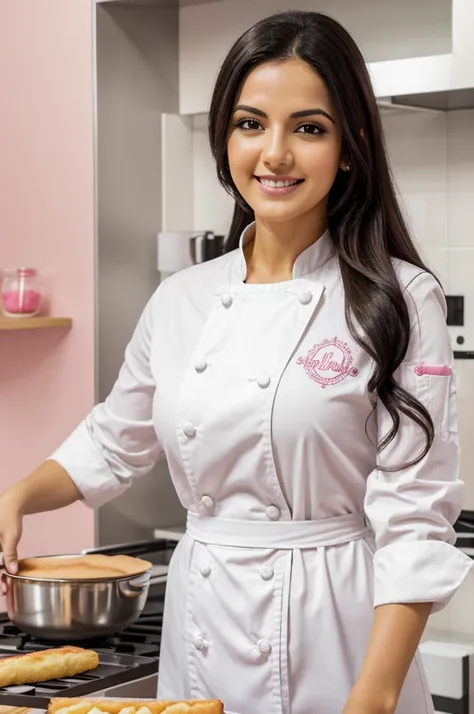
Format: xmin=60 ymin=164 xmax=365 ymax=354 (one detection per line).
xmin=1 ymin=268 xmax=42 ymax=318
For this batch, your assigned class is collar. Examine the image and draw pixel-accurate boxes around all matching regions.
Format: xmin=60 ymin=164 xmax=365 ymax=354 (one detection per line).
xmin=237 ymin=221 xmax=335 ymax=282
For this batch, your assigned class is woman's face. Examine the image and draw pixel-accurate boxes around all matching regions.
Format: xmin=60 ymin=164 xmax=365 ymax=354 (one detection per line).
xmin=227 ymin=58 xmax=344 ymax=225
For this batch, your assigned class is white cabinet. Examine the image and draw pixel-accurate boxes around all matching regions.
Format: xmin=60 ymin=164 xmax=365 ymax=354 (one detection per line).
xmin=178 ymin=0 xmax=474 ymax=115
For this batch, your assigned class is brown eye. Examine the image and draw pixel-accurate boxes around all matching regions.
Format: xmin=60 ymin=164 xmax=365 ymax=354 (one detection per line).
xmin=296 ymin=123 xmax=326 ymax=136
xmin=234 ymin=118 xmax=262 ymax=132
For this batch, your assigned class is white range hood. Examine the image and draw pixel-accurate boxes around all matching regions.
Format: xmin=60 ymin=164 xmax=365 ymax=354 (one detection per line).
xmin=368 ymin=0 xmax=474 ymax=111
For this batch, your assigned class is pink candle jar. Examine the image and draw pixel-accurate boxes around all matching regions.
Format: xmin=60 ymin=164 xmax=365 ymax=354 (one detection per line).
xmin=1 ymin=268 xmax=42 ymax=317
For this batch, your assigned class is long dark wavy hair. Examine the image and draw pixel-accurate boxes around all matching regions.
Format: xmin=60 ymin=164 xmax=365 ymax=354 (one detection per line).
xmin=208 ymin=10 xmax=435 ymax=469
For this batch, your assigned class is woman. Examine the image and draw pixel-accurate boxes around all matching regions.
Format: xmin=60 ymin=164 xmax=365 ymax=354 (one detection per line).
xmin=0 ymin=10 xmax=471 ymax=714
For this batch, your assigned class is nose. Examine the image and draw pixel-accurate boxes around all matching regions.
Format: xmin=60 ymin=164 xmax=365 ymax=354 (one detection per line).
xmin=261 ymin=128 xmax=292 ymax=169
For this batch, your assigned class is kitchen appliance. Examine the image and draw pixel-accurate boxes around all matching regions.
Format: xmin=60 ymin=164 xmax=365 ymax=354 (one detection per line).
xmin=418 ymin=514 xmax=474 ymax=714
xmin=420 ymin=637 xmax=474 ymax=714
xmin=0 ymin=615 xmax=161 ymax=706
xmin=454 ymin=511 xmax=474 ymax=560
xmin=3 ymin=555 xmax=151 ymax=641
xmin=157 ymin=230 xmax=225 ymax=276
xmin=0 ymin=537 xmax=178 ymax=706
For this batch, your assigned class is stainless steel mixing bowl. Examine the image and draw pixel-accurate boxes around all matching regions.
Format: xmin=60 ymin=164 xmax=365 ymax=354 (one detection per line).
xmin=3 ymin=555 xmax=151 ymax=641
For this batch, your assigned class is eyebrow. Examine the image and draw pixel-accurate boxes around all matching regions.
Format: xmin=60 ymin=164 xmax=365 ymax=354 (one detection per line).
xmin=233 ymin=104 xmax=336 ymax=124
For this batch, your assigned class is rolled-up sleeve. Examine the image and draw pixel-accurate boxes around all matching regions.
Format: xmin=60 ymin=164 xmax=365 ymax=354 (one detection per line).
xmin=364 ymin=271 xmax=472 ymax=612
xmin=49 ymin=288 xmax=163 ymax=509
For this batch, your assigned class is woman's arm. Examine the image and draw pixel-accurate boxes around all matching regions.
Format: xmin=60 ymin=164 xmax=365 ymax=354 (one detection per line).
xmin=0 ymin=286 xmax=164 ymax=573
xmin=345 ymin=271 xmax=473 ymax=712
xmin=343 ymin=602 xmax=432 ymax=714
xmin=0 ymin=460 xmax=82 ymax=573
xmin=8 ymin=460 xmax=83 ymax=516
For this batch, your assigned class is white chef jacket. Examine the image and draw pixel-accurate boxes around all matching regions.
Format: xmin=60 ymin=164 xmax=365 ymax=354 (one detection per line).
xmin=51 ymin=223 xmax=473 ymax=714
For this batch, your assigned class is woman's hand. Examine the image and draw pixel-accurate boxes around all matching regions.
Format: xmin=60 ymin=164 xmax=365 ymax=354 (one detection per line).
xmin=0 ymin=459 xmax=82 ymax=588
xmin=0 ymin=492 xmax=23 ymax=578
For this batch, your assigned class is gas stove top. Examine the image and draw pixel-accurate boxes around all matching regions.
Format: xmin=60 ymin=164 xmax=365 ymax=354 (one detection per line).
xmin=0 ymin=590 xmax=164 ymax=658
xmin=0 ymin=536 xmax=179 ymax=707
xmin=0 ymin=591 xmax=165 ymax=707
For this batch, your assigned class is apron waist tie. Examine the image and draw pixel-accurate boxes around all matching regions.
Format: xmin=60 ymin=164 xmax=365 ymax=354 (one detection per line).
xmin=186 ymin=510 xmax=371 ymax=549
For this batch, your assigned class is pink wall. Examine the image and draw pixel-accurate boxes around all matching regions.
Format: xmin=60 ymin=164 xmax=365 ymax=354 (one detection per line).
xmin=0 ymin=0 xmax=95 ymax=558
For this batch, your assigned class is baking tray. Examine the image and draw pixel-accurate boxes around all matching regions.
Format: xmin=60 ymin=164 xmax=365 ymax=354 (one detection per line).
xmin=0 ymin=651 xmax=158 ymax=708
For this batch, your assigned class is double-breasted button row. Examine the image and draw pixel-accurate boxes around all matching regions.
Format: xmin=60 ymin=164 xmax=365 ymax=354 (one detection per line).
xmin=197 ymin=560 xmax=274 ymax=581
xmin=194 ymin=360 xmax=271 ymax=389
xmin=219 ymin=290 xmax=312 ymax=307
xmin=193 ymin=634 xmax=272 ymax=657
xmin=181 ymin=358 xmax=208 ymax=439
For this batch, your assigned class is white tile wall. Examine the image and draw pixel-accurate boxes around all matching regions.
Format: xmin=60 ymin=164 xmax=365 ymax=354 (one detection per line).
xmin=447 ymin=109 xmax=474 ymax=248
xmin=383 ymin=108 xmax=474 ymax=635
xmin=382 ymin=110 xmax=449 ymax=253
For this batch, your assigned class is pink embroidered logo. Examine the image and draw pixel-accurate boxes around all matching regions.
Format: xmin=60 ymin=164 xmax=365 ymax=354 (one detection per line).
xmin=414 ymin=364 xmax=452 ymax=377
xmin=296 ymin=337 xmax=359 ymax=388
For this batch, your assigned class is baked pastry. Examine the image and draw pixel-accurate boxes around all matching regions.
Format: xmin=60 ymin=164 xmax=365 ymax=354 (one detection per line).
xmin=48 ymin=699 xmax=224 ymax=714
xmin=0 ymin=646 xmax=99 ymax=687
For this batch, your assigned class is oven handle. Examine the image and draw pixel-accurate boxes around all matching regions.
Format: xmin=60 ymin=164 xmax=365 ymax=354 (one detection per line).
xmin=82 ymin=539 xmax=175 ymax=557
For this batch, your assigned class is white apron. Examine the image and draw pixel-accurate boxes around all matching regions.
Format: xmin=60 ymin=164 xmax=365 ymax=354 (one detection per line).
xmin=51 ymin=224 xmax=473 ymax=714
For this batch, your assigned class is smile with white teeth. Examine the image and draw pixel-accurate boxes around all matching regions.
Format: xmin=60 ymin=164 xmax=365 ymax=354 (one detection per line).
xmin=258 ymin=178 xmax=302 ymax=188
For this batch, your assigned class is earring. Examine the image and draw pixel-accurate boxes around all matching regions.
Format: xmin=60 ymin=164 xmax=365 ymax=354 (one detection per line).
xmin=345 ymin=164 xmax=351 ymax=172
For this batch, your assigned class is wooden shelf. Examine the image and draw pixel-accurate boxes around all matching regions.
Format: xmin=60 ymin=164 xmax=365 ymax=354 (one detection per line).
xmin=0 ymin=316 xmax=73 ymax=331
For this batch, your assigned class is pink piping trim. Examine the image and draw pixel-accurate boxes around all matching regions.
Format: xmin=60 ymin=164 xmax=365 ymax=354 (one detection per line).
xmin=414 ymin=364 xmax=453 ymax=377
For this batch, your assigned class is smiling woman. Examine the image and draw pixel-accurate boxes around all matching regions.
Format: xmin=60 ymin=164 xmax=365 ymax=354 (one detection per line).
xmin=0 ymin=9 xmax=471 ymax=714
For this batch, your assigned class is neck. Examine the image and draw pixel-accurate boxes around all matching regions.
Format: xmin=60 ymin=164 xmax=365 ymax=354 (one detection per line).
xmin=244 ymin=209 xmax=328 ymax=284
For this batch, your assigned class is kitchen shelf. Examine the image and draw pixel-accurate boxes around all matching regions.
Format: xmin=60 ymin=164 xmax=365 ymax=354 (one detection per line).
xmin=0 ymin=316 xmax=73 ymax=331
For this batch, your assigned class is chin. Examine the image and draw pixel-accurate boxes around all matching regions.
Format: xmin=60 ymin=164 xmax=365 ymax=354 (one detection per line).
xmin=250 ymin=202 xmax=309 ymax=224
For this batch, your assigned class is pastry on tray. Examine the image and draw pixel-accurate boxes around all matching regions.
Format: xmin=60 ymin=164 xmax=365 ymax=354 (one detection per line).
xmin=48 ymin=699 xmax=224 ymax=714
xmin=0 ymin=647 xmax=99 ymax=687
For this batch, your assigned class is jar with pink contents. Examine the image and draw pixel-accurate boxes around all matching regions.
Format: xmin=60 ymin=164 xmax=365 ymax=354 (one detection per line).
xmin=1 ymin=268 xmax=42 ymax=318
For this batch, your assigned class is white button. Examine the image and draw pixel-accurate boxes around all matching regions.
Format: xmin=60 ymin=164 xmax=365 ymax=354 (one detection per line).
xmin=221 ymin=293 xmax=233 ymax=308
xmin=298 ymin=290 xmax=313 ymax=305
xmin=200 ymin=495 xmax=214 ymax=510
xmin=259 ymin=566 xmax=274 ymax=581
xmin=193 ymin=635 xmax=208 ymax=651
xmin=194 ymin=358 xmax=208 ymax=373
xmin=200 ymin=562 xmax=212 ymax=577
xmin=183 ymin=422 xmax=197 ymax=438
xmin=257 ymin=639 xmax=272 ymax=655
xmin=265 ymin=505 xmax=281 ymax=521
xmin=257 ymin=375 xmax=271 ymax=389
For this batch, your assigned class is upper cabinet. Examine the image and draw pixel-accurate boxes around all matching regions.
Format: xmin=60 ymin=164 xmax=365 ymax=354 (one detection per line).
xmin=178 ymin=0 xmax=474 ymax=114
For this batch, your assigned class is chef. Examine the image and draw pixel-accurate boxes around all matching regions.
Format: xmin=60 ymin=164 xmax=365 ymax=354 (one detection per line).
xmin=0 ymin=9 xmax=472 ymax=714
